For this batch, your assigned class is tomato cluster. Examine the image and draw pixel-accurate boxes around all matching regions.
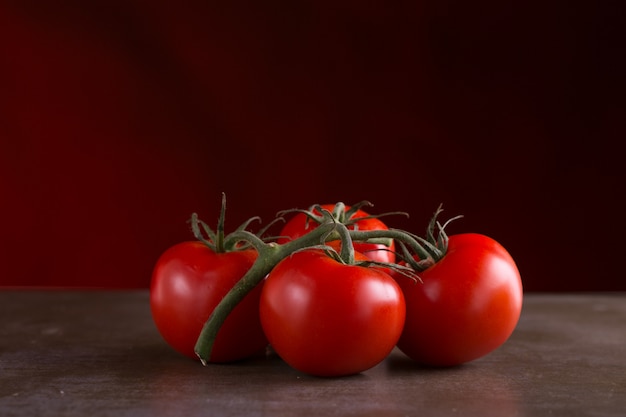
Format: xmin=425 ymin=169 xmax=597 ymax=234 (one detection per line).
xmin=150 ymin=197 xmax=523 ymax=377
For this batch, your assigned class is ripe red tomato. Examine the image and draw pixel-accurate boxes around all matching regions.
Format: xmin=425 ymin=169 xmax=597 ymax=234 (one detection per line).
xmin=278 ymin=204 xmax=396 ymax=264
xmin=394 ymin=233 xmax=523 ymax=367
xmin=259 ymin=249 xmax=406 ymax=377
xmin=150 ymin=241 xmax=267 ymax=362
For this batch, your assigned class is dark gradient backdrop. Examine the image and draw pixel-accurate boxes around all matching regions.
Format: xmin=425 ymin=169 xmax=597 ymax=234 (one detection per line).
xmin=1 ymin=1 xmax=624 ymax=290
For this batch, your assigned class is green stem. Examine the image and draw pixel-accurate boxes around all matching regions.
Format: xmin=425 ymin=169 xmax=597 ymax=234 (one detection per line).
xmin=215 ymin=193 xmax=227 ymax=253
xmin=335 ymin=221 xmax=355 ymax=264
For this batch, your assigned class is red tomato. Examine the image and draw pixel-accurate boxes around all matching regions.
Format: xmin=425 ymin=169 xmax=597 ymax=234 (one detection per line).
xmin=394 ymin=233 xmax=523 ymax=367
xmin=260 ymin=249 xmax=405 ymax=377
xmin=150 ymin=241 xmax=267 ymax=362
xmin=278 ymin=204 xmax=396 ymax=264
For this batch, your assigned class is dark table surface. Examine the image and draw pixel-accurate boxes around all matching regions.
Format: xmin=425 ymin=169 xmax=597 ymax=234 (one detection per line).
xmin=0 ymin=290 xmax=624 ymax=417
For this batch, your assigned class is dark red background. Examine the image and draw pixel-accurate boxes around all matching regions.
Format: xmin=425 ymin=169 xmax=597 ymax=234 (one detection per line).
xmin=1 ymin=1 xmax=624 ymax=291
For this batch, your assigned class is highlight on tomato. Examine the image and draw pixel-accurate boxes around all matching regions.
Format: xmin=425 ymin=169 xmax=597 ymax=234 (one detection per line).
xmin=259 ymin=247 xmax=406 ymax=377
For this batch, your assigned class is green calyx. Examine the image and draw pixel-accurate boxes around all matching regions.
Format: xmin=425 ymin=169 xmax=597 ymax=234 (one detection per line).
xmin=189 ymin=193 xmax=281 ymax=253
xmin=395 ymin=204 xmax=464 ymax=272
xmin=278 ymin=200 xmax=407 ymax=228
xmin=277 ymin=201 xmax=406 ymax=250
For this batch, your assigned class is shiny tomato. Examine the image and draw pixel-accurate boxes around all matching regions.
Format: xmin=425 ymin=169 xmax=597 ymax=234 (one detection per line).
xmin=260 ymin=249 xmax=405 ymax=377
xmin=394 ymin=233 xmax=523 ymax=366
xmin=150 ymin=241 xmax=267 ymax=362
xmin=278 ymin=204 xmax=396 ymax=264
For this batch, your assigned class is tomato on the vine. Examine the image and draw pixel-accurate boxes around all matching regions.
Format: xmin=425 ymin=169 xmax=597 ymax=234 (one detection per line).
xmin=393 ymin=233 xmax=523 ymax=367
xmin=150 ymin=241 xmax=267 ymax=363
xmin=278 ymin=203 xmax=396 ymax=264
xmin=260 ymin=248 xmax=406 ymax=377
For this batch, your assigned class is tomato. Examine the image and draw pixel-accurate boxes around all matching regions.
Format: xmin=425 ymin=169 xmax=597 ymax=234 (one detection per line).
xmin=393 ymin=233 xmax=523 ymax=367
xmin=278 ymin=204 xmax=396 ymax=264
xmin=260 ymin=249 xmax=406 ymax=377
xmin=150 ymin=241 xmax=267 ymax=363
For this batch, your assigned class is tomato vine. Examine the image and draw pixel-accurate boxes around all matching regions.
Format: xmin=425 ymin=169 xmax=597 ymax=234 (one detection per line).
xmin=151 ymin=194 xmax=522 ymax=374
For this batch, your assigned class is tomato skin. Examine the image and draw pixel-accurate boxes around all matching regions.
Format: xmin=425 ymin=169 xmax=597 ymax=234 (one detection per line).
xmin=394 ymin=233 xmax=523 ymax=367
xmin=278 ymin=204 xmax=396 ymax=264
xmin=150 ymin=241 xmax=267 ymax=362
xmin=260 ymin=250 xmax=406 ymax=377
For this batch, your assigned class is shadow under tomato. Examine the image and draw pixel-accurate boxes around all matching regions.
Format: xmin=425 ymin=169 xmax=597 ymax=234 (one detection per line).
xmin=384 ymin=350 xmax=470 ymax=374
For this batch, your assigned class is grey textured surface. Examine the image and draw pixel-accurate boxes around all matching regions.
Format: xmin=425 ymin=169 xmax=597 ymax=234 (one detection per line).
xmin=1 ymin=291 xmax=624 ymax=416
